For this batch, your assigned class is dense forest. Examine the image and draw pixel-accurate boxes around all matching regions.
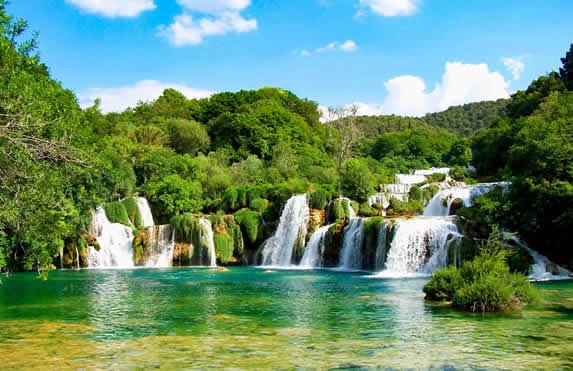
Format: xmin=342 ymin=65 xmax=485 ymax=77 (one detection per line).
xmin=0 ymin=1 xmax=572 ymax=273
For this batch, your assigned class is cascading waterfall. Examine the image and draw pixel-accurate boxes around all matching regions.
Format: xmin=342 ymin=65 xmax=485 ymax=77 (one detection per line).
xmin=136 ymin=197 xmax=155 ymax=228
xmin=300 ymin=224 xmax=332 ymax=268
xmin=338 ymin=218 xmax=365 ymax=271
xmin=59 ymin=246 xmax=64 ymax=270
xmin=374 ymin=222 xmax=389 ymax=271
xmin=378 ymin=217 xmax=461 ymax=277
xmin=198 ymin=217 xmax=217 ymax=267
xmin=145 ymin=225 xmax=175 ymax=268
xmin=507 ymin=235 xmax=571 ymax=281
xmin=87 ymin=207 xmax=135 ymax=268
xmin=75 ymin=247 xmax=80 ymax=269
xmin=423 ymin=182 xmax=510 ymax=217
xmin=260 ymin=195 xmax=310 ymax=267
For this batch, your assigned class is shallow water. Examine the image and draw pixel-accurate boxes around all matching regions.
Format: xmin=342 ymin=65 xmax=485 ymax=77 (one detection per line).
xmin=0 ymin=268 xmax=572 ymax=369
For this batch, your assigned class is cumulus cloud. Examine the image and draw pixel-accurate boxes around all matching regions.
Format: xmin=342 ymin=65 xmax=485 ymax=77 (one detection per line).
xmin=159 ymin=0 xmax=257 ymax=46
xmin=301 ymin=40 xmax=357 ymax=56
xmin=323 ymin=62 xmax=510 ymax=119
xmin=502 ymin=56 xmax=525 ymax=80
xmin=358 ymin=0 xmax=420 ymax=17
xmin=78 ymin=80 xmax=214 ymax=113
xmin=65 ymin=0 xmax=156 ymax=18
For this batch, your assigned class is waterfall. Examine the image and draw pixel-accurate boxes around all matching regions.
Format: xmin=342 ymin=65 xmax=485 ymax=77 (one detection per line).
xmin=261 ymin=195 xmax=310 ymax=267
xmin=87 ymin=207 xmax=134 ymax=268
xmin=300 ymin=224 xmax=332 ymax=268
xmin=507 ymin=236 xmax=571 ymax=281
xmin=378 ymin=217 xmax=461 ymax=277
xmin=59 ymin=246 xmax=64 ymax=270
xmin=136 ymin=197 xmax=155 ymax=228
xmin=338 ymin=218 xmax=365 ymax=271
xmin=198 ymin=217 xmax=217 ymax=267
xmin=145 ymin=225 xmax=175 ymax=268
xmin=423 ymin=182 xmax=511 ymax=217
xmin=374 ymin=222 xmax=389 ymax=271
xmin=75 ymin=247 xmax=80 ymax=270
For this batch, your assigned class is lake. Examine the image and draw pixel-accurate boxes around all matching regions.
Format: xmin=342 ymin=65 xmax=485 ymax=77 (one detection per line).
xmin=1 ymin=268 xmax=572 ymax=369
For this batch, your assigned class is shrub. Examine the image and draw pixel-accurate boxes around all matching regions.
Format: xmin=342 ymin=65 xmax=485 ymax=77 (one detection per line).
xmin=423 ymin=266 xmax=463 ymax=301
xmin=249 ymin=198 xmax=267 ymax=213
xmin=310 ymin=188 xmax=328 ymax=210
xmin=328 ymin=199 xmax=347 ymax=222
xmin=424 ymin=226 xmax=539 ymax=312
xmin=358 ymin=202 xmax=378 ymax=217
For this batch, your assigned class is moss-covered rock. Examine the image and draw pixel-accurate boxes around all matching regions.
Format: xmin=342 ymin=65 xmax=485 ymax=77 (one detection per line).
xmin=132 ymin=228 xmax=150 ymax=266
xmin=449 ymin=198 xmax=464 ymax=216
xmin=234 ymin=209 xmax=261 ymax=245
xmin=322 ymin=222 xmax=346 ymax=267
xmin=103 ymin=201 xmax=131 ymax=226
xmin=122 ymin=197 xmax=143 ymax=229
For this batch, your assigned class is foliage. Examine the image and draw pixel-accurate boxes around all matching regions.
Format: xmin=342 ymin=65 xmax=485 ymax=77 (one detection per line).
xmin=424 ymin=227 xmax=540 ymax=312
xmin=340 ymin=158 xmax=376 ymax=201
xmin=310 ymin=188 xmax=328 ymax=210
xmin=145 ymin=175 xmax=203 ymax=215
xmin=166 ymin=119 xmax=210 ymax=156
xmin=234 ymin=209 xmax=261 ymax=244
xmin=423 ymin=99 xmax=509 ymax=137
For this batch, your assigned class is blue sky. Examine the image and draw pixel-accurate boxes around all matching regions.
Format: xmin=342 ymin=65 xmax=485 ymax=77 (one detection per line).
xmin=8 ymin=0 xmax=573 ymax=116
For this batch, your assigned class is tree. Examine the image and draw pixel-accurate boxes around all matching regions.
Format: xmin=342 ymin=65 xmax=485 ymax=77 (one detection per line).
xmin=339 ymin=158 xmax=375 ymax=201
xmin=166 ymin=119 xmax=210 ymax=156
xmin=560 ymin=43 xmax=573 ymax=90
xmin=325 ymin=105 xmax=363 ymax=170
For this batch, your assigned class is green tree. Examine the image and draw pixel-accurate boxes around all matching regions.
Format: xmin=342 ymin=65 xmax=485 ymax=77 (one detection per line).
xmin=559 ymin=43 xmax=573 ymax=90
xmin=339 ymin=158 xmax=375 ymax=201
xmin=167 ymin=119 xmax=211 ymax=156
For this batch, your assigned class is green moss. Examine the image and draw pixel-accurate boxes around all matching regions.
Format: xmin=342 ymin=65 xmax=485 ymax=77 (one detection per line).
xmin=249 ymin=198 xmax=268 ymax=213
xmin=328 ymin=199 xmax=346 ymax=222
xmin=234 ymin=209 xmax=261 ymax=244
xmin=122 ymin=197 xmax=143 ymax=229
xmin=222 ymin=188 xmax=239 ymax=212
xmin=103 ymin=201 xmax=131 ymax=226
xmin=212 ymin=215 xmax=244 ymax=264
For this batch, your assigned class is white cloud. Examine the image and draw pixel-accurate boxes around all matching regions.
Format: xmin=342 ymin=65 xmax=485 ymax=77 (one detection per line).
xmin=323 ymin=62 xmax=510 ymax=119
xmin=78 ymin=80 xmax=214 ymax=113
xmin=65 ymin=0 xmax=155 ymax=18
xmin=502 ymin=56 xmax=525 ymax=80
xmin=358 ymin=0 xmax=420 ymax=17
xmin=176 ymin=0 xmax=251 ymax=13
xmin=302 ymin=40 xmax=358 ymax=56
xmin=159 ymin=0 xmax=257 ymax=46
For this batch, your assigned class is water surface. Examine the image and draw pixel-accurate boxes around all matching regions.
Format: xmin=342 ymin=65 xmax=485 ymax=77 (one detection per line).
xmin=0 ymin=268 xmax=572 ymax=369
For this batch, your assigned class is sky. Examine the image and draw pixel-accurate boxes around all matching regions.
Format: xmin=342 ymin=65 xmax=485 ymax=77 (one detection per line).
xmin=7 ymin=0 xmax=573 ymax=117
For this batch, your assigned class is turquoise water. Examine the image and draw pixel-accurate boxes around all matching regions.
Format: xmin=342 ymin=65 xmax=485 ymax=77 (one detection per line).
xmin=0 ymin=268 xmax=572 ymax=369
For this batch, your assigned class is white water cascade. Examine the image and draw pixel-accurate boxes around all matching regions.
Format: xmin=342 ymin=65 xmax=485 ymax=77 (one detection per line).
xmin=145 ymin=225 xmax=175 ymax=268
xmin=423 ymin=182 xmax=510 ymax=217
xmin=87 ymin=207 xmax=135 ymax=268
xmin=260 ymin=195 xmax=310 ymax=267
xmin=378 ymin=217 xmax=461 ymax=277
xmin=300 ymin=224 xmax=333 ymax=268
xmin=338 ymin=218 xmax=365 ymax=271
xmin=507 ymin=236 xmax=571 ymax=281
xmin=136 ymin=197 xmax=155 ymax=228
xmin=198 ymin=217 xmax=217 ymax=267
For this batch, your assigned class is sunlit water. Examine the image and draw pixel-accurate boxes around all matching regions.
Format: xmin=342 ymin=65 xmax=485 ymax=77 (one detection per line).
xmin=0 ymin=268 xmax=572 ymax=369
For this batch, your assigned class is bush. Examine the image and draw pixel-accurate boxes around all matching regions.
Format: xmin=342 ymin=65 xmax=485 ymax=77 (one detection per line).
xmin=328 ymin=199 xmax=347 ymax=222
xmin=249 ymin=198 xmax=267 ymax=213
xmin=358 ymin=202 xmax=378 ymax=217
xmin=310 ymin=188 xmax=328 ymax=210
xmin=452 ymin=275 xmax=514 ymax=312
xmin=424 ymin=226 xmax=540 ymax=312
xmin=423 ymin=266 xmax=463 ymax=301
